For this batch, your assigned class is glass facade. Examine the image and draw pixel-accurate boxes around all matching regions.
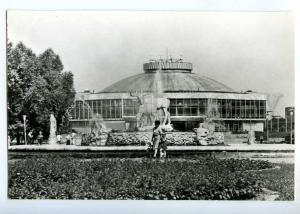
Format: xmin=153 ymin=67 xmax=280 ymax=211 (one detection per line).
xmin=73 ymin=99 xmax=122 ymax=119
xmin=123 ymin=99 xmax=139 ymax=116
xmin=72 ymin=98 xmax=266 ymax=120
xmin=168 ymin=98 xmax=266 ymax=119
xmin=72 ymin=99 xmax=140 ymax=119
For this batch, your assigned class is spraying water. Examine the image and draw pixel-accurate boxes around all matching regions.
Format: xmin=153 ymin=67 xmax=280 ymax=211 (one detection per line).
xmin=48 ymin=114 xmax=57 ymax=145
xmin=78 ymin=96 xmax=111 ymax=146
xmin=152 ymin=67 xmax=172 ymax=131
xmin=266 ymin=93 xmax=283 ymax=113
xmin=153 ymin=69 xmax=164 ymax=96
xmin=79 ymin=96 xmax=107 ymax=131
xmin=205 ymin=99 xmax=225 ymax=132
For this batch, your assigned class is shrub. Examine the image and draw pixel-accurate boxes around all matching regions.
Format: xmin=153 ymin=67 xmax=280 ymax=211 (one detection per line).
xmin=8 ymin=157 xmax=293 ymax=200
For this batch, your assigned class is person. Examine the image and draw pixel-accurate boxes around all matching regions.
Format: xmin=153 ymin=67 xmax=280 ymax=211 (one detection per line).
xmin=71 ymin=131 xmax=76 ymax=145
xmin=260 ymin=135 xmax=264 ymax=144
xmin=28 ymin=130 xmax=34 ymax=145
xmin=159 ymin=132 xmax=167 ymax=158
xmin=37 ymin=131 xmax=43 ymax=145
xmin=152 ymin=120 xmax=162 ymax=158
xmin=8 ymin=135 xmax=11 ymax=146
xmin=66 ymin=134 xmax=71 ymax=145
xmin=57 ymin=133 xmax=62 ymax=144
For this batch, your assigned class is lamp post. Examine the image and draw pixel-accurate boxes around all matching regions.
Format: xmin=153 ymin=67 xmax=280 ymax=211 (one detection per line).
xmin=266 ymin=111 xmax=272 ymax=142
xmin=290 ymin=110 xmax=293 ymax=144
xmin=270 ymin=116 xmax=273 ymax=132
xmin=23 ymin=115 xmax=27 ymax=145
xmin=285 ymin=116 xmax=288 ymax=132
xmin=277 ymin=116 xmax=280 ymax=132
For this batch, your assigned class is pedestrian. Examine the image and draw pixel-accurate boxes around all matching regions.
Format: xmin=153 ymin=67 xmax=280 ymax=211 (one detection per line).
xmin=37 ymin=131 xmax=43 ymax=145
xmin=159 ymin=132 xmax=168 ymax=158
xmin=66 ymin=134 xmax=71 ymax=145
xmin=57 ymin=133 xmax=62 ymax=144
xmin=152 ymin=120 xmax=162 ymax=158
xmin=8 ymin=135 xmax=11 ymax=146
xmin=71 ymin=131 xmax=76 ymax=145
xmin=28 ymin=130 xmax=34 ymax=145
xmin=260 ymin=135 xmax=264 ymax=144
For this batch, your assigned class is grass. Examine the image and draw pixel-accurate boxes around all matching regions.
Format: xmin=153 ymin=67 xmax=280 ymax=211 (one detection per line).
xmin=256 ymin=163 xmax=294 ymax=200
xmin=8 ymin=156 xmax=294 ymax=200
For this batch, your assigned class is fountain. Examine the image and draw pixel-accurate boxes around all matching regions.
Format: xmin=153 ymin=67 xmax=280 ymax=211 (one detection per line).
xmin=48 ymin=114 xmax=57 ymax=145
xmin=129 ymin=64 xmax=173 ymax=132
xmin=266 ymin=93 xmax=283 ymax=113
xmin=247 ymin=129 xmax=256 ymax=145
xmin=79 ymin=96 xmax=111 ymax=146
xmin=129 ymin=91 xmax=155 ymax=129
xmin=194 ymin=99 xmax=225 ymax=145
xmin=153 ymin=69 xmax=173 ymax=131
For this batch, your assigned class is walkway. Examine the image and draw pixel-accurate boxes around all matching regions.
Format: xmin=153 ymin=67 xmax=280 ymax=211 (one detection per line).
xmin=8 ymin=144 xmax=294 ymax=153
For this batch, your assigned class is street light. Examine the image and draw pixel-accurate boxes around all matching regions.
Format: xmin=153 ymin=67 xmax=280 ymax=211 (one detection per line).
xmin=266 ymin=111 xmax=272 ymax=142
xmin=277 ymin=116 xmax=280 ymax=132
xmin=290 ymin=110 xmax=294 ymax=144
xmin=23 ymin=115 xmax=27 ymax=145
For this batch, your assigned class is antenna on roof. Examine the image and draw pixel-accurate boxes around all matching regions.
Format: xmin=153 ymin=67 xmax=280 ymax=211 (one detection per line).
xmin=176 ymin=55 xmax=183 ymax=62
xmin=149 ymin=55 xmax=155 ymax=62
xmin=166 ymin=48 xmax=169 ymax=62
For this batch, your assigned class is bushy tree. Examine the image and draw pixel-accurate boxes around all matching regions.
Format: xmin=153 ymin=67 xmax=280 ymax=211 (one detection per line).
xmin=7 ymin=42 xmax=75 ymax=143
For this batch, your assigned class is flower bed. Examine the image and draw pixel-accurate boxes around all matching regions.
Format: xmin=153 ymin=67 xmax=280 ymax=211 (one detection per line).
xmin=106 ymin=132 xmax=198 ymax=146
xmin=8 ymin=157 xmax=293 ymax=200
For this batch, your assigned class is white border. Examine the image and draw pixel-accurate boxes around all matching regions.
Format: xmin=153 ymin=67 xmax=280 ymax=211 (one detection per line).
xmin=1 ymin=1 xmax=299 ymax=214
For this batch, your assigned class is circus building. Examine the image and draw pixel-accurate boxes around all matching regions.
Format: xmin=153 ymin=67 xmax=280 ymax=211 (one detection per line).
xmin=70 ymin=58 xmax=267 ymax=132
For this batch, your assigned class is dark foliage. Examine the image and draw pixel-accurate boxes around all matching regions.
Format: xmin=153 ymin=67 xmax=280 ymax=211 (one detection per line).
xmin=7 ymin=41 xmax=75 ymax=142
xmin=8 ymin=157 xmax=293 ymax=200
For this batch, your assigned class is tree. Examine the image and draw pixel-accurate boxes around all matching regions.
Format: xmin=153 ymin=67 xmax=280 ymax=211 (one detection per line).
xmin=37 ymin=49 xmax=75 ymax=133
xmin=7 ymin=42 xmax=75 ymax=142
xmin=7 ymin=42 xmax=40 ymax=143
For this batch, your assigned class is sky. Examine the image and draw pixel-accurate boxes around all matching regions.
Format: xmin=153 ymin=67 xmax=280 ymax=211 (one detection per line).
xmin=7 ymin=11 xmax=294 ymax=116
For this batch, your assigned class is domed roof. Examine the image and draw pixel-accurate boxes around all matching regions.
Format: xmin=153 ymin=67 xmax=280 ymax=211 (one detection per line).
xmin=100 ymin=59 xmax=235 ymax=93
xmin=101 ymin=72 xmax=235 ymax=93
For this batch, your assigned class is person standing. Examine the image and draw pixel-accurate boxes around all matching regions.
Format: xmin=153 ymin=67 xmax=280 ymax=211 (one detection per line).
xmin=66 ymin=134 xmax=71 ymax=145
xmin=152 ymin=120 xmax=162 ymax=158
xmin=260 ymin=135 xmax=264 ymax=144
xmin=159 ymin=132 xmax=168 ymax=159
xmin=28 ymin=130 xmax=34 ymax=145
xmin=57 ymin=133 xmax=62 ymax=144
xmin=37 ymin=131 xmax=43 ymax=145
xmin=71 ymin=131 xmax=76 ymax=145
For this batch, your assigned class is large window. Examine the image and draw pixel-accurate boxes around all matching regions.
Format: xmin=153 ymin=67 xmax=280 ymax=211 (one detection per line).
xmin=72 ymin=98 xmax=266 ymax=120
xmin=123 ymin=99 xmax=139 ymax=116
xmin=169 ymin=99 xmax=208 ymax=117
xmin=168 ymin=98 xmax=266 ymax=119
xmin=259 ymin=100 xmax=266 ymax=119
xmin=73 ymin=99 xmax=122 ymax=119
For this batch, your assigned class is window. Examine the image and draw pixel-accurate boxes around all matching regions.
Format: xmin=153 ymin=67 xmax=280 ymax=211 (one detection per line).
xmin=235 ymin=100 xmax=241 ymax=118
xmin=259 ymin=100 xmax=266 ymax=118
xmin=199 ymin=99 xmax=207 ymax=115
xmin=246 ymin=100 xmax=251 ymax=118
xmin=73 ymin=99 xmax=122 ymax=119
xmin=232 ymin=100 xmax=236 ymax=118
xmin=123 ymin=99 xmax=139 ymax=116
xmin=168 ymin=99 xmax=208 ymax=117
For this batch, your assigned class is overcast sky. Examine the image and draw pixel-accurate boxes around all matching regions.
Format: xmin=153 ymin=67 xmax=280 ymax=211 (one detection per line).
xmin=7 ymin=11 xmax=294 ymax=116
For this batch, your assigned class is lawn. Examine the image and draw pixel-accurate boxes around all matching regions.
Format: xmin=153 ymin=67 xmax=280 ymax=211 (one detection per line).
xmin=8 ymin=156 xmax=294 ymax=200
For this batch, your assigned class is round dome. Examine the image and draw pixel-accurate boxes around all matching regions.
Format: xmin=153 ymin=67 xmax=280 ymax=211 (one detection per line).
xmin=101 ymin=72 xmax=235 ymax=93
